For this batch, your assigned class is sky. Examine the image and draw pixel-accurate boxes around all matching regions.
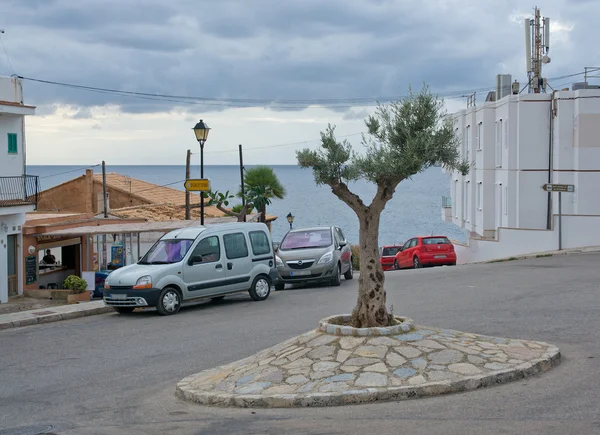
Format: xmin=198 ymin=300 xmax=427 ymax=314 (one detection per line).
xmin=1 ymin=0 xmax=597 ymax=166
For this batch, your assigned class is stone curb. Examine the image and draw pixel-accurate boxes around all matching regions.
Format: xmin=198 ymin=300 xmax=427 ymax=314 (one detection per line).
xmin=0 ymin=304 xmax=114 ymax=331
xmin=175 ymin=344 xmax=561 ymax=408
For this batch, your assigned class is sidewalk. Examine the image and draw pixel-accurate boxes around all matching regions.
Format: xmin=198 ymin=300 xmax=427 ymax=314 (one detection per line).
xmin=0 ymin=300 xmax=113 ymax=331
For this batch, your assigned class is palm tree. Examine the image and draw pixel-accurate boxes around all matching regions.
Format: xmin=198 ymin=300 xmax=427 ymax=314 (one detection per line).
xmin=240 ymin=166 xmax=286 ymax=223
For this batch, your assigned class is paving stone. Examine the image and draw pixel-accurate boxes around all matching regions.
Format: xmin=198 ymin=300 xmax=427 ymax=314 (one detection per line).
xmin=308 ymin=346 xmax=336 ymax=360
xmin=364 ymin=363 xmax=388 ymax=373
xmin=394 ymin=346 xmax=422 ymax=359
xmin=336 ymin=349 xmax=352 ymax=363
xmin=320 ymin=382 xmax=352 ymax=393
xmin=414 ymin=339 xmax=446 ymax=350
xmin=339 ymin=336 xmax=366 ymax=349
xmin=288 ymin=368 xmax=311 ymax=376
xmin=340 ymin=365 xmax=362 ymax=373
xmin=355 ymin=372 xmax=388 ymax=387
xmin=313 ymin=361 xmax=340 ymax=372
xmin=236 ymin=375 xmax=256 ymax=386
xmin=283 ymin=358 xmax=313 ymax=369
xmin=428 ymin=365 xmax=448 ymax=370
xmin=414 ymin=329 xmax=436 ymax=336
xmin=276 ymin=345 xmax=299 ymax=357
xmin=467 ymin=355 xmax=486 ymax=365
xmin=310 ymin=370 xmax=336 ymax=380
xmin=344 ymin=357 xmax=380 ymax=366
xmin=298 ymin=381 xmax=318 ymax=393
xmin=411 ymin=358 xmax=427 ymax=370
xmin=427 ymin=370 xmax=459 ymax=382
xmin=393 ymin=367 xmax=417 ymax=379
xmin=367 ymin=337 xmax=399 ymax=346
xmin=491 ymin=356 xmax=508 ymax=363
xmin=286 ymin=375 xmax=309 ymax=385
xmin=485 ymin=362 xmax=510 ymax=370
xmin=408 ymin=375 xmax=427 ymax=385
xmin=386 ymin=352 xmax=407 ymax=367
xmin=236 ymin=382 xmax=271 ymax=394
xmin=448 ymin=343 xmax=481 ymax=355
xmin=271 ymin=358 xmax=289 ymax=366
xmin=259 ymin=357 xmax=275 ymax=366
xmin=429 ymin=349 xmax=463 ymax=365
xmin=259 ymin=370 xmax=284 ymax=383
xmin=323 ymin=373 xmax=355 ymax=383
xmin=263 ymin=384 xmax=298 ymax=395
xmin=477 ymin=342 xmax=497 ymax=349
xmin=287 ymin=348 xmax=311 ymax=362
xmin=307 ymin=335 xmax=339 ymax=347
xmin=297 ymin=330 xmax=320 ymax=344
xmin=527 ymin=343 xmax=543 ymax=349
xmin=509 ymin=359 xmax=525 ymax=364
xmin=394 ymin=333 xmax=423 ymax=342
xmin=448 ymin=363 xmax=482 ymax=375
xmin=354 ymin=345 xmax=388 ymax=358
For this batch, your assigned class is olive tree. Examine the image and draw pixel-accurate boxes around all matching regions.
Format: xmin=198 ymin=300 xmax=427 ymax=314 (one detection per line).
xmin=296 ymin=86 xmax=468 ymax=328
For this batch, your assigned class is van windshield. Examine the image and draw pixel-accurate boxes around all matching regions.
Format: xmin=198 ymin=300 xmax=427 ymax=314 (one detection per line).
xmin=280 ymin=229 xmax=332 ymax=250
xmin=139 ymin=239 xmax=194 ymax=264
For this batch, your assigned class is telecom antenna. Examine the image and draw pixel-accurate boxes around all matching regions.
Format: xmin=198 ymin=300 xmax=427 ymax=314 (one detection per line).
xmin=525 ymin=7 xmax=551 ymax=93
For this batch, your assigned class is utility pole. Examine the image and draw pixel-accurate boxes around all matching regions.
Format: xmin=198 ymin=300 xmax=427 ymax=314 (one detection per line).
xmin=185 ymin=149 xmax=191 ymax=220
xmin=102 ymin=160 xmax=108 ymax=218
xmin=239 ymin=144 xmax=246 ymax=222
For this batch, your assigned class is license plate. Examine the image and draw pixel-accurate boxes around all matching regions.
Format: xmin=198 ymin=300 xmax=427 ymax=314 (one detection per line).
xmin=110 ymin=294 xmax=127 ymax=300
xmin=290 ymin=270 xmax=311 ymax=276
xmin=434 ymin=255 xmax=447 ymax=259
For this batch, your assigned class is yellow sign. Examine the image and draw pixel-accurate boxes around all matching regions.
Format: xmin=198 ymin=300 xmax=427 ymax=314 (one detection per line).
xmin=184 ymin=179 xmax=211 ymax=192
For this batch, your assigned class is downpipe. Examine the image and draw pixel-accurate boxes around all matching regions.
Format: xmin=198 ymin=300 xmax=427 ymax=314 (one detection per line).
xmin=546 ymin=91 xmax=557 ymax=230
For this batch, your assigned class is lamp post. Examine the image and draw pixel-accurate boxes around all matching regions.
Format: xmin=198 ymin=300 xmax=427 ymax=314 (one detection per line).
xmin=192 ymin=119 xmax=210 ymax=225
xmin=286 ymin=212 xmax=294 ymax=230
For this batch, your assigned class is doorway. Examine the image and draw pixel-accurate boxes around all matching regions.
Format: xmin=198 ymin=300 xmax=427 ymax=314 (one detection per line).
xmin=7 ymin=235 xmax=17 ymax=297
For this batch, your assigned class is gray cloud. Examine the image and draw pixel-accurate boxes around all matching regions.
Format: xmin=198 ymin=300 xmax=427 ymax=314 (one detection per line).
xmin=0 ymin=0 xmax=597 ymax=114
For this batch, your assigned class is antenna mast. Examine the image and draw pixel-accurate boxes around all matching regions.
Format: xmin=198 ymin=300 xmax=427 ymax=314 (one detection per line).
xmin=525 ymin=7 xmax=551 ymax=93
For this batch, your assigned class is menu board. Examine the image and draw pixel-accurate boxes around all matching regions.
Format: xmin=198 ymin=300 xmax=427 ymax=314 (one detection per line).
xmin=25 ymin=255 xmax=37 ymax=285
xmin=111 ymin=244 xmax=124 ymax=267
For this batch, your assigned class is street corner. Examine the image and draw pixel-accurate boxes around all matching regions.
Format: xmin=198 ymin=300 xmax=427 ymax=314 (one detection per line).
xmin=175 ymin=320 xmax=562 ymax=408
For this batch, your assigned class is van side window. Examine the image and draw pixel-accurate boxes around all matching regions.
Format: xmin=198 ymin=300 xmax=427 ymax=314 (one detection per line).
xmin=249 ymin=230 xmax=270 ymax=255
xmin=223 ymin=233 xmax=249 ymax=259
xmin=189 ymin=236 xmax=220 ymax=263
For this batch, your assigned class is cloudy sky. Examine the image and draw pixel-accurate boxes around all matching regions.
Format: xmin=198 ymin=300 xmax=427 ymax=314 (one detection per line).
xmin=1 ymin=0 xmax=597 ymax=165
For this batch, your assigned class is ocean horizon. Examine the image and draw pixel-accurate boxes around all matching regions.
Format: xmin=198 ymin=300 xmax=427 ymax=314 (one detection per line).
xmin=27 ymin=164 xmax=468 ymax=246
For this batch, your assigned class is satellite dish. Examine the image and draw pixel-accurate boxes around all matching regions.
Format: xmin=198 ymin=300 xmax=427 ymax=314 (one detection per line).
xmin=542 ymin=55 xmax=551 ymax=64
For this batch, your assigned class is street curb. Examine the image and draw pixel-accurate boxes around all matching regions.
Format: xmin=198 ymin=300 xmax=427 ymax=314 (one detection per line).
xmin=175 ymin=342 xmax=561 ymax=408
xmin=0 ymin=305 xmax=113 ymax=331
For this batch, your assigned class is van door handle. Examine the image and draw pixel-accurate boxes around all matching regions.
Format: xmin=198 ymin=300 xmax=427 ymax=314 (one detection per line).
xmin=227 ymin=262 xmax=233 ymax=270
xmin=215 ymin=264 xmax=223 ymax=269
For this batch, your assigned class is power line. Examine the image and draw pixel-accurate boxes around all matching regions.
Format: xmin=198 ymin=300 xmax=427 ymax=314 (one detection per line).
xmin=0 ymin=31 xmax=15 ymax=75
xmin=37 ymin=164 xmax=101 ymax=179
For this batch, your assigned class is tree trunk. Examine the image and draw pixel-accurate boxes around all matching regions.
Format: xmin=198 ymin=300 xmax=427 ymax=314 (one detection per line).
xmin=260 ymin=204 xmax=266 ymax=223
xmin=351 ymin=209 xmax=389 ymax=328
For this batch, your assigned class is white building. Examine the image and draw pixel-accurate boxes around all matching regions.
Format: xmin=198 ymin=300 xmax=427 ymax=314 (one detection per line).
xmin=443 ymin=82 xmax=600 ymax=263
xmin=0 ymin=76 xmax=37 ymax=303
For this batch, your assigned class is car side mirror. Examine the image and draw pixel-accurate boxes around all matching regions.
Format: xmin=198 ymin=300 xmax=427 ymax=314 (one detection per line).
xmin=339 ymin=241 xmax=347 ymax=248
xmin=188 ymin=255 xmax=203 ymax=266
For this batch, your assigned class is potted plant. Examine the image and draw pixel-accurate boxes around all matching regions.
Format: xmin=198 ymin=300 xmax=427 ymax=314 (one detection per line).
xmin=64 ymin=275 xmax=91 ymax=303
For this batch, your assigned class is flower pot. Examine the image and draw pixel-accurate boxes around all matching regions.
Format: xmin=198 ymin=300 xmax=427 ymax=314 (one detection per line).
xmin=67 ymin=290 xmax=91 ymax=304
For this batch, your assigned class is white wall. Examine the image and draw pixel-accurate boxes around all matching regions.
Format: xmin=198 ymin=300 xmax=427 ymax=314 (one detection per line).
xmin=0 ymin=114 xmax=25 ymax=178
xmin=0 ymin=76 xmax=23 ymax=103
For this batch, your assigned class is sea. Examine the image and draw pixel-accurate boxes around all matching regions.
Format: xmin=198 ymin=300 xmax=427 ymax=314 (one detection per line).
xmin=27 ymin=165 xmax=467 ymax=246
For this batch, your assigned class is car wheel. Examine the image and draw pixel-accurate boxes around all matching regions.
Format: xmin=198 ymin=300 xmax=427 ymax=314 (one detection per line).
xmin=413 ymin=256 xmax=422 ymax=269
xmin=344 ymin=260 xmax=353 ymax=280
xmin=156 ymin=287 xmax=181 ymax=316
xmin=211 ymin=296 xmax=225 ymax=302
xmin=274 ymin=282 xmax=285 ymax=291
xmin=114 ymin=307 xmax=135 ymax=314
xmin=249 ymin=275 xmax=271 ymax=301
xmin=393 ymin=259 xmax=400 ymax=270
xmin=331 ymin=264 xmax=342 ymax=287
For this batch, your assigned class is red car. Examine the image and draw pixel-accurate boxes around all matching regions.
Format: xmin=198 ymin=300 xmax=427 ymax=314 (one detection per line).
xmin=379 ymin=245 xmax=403 ymax=271
xmin=393 ymin=236 xmax=456 ymax=269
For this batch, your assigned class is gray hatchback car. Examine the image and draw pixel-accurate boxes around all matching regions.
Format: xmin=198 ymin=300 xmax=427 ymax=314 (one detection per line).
xmin=274 ymin=226 xmax=353 ymax=289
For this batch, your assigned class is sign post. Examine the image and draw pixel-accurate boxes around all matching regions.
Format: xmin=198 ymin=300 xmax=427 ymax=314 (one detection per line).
xmin=541 ymin=184 xmax=575 ymax=250
xmin=184 ymin=179 xmax=211 ymax=192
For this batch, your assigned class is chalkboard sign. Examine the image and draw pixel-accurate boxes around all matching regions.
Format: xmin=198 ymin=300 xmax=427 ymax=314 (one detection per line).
xmin=25 ymin=255 xmax=37 ymax=285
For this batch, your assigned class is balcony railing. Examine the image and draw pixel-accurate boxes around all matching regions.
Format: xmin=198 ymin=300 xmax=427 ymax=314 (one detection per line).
xmin=0 ymin=175 xmax=39 ymax=208
xmin=441 ymin=196 xmax=452 ymax=208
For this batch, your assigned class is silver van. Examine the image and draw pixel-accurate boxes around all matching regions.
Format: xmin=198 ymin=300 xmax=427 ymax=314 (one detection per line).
xmin=103 ymin=222 xmax=278 ymax=315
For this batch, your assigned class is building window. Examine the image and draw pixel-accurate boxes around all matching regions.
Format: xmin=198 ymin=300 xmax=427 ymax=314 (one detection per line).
xmin=465 ymin=181 xmax=471 ymax=222
xmin=477 ymin=182 xmax=483 ymax=210
xmin=504 ymin=120 xmax=509 ymax=149
xmin=495 ymin=120 xmax=502 ymax=167
xmin=465 ymin=125 xmax=471 ymax=161
xmin=497 ymin=183 xmax=503 ymax=226
xmin=477 ymin=122 xmax=482 ymax=151
xmin=503 ymin=185 xmax=508 ymax=215
xmin=7 ymin=133 xmax=17 ymax=154
xmin=453 ymin=180 xmax=458 ymax=218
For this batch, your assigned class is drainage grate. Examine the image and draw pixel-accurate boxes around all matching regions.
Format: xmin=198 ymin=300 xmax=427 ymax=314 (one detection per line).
xmin=31 ymin=311 xmax=56 ymax=316
xmin=0 ymin=425 xmax=56 ymax=435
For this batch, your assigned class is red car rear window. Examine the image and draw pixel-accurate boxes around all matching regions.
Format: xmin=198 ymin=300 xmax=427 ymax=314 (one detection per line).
xmin=422 ymin=237 xmax=451 ymax=245
xmin=381 ymin=247 xmax=402 ymax=256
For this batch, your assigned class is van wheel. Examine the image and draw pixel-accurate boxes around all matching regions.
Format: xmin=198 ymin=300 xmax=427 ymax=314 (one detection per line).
xmin=331 ymin=264 xmax=341 ymax=287
xmin=156 ymin=287 xmax=181 ymax=315
xmin=249 ymin=275 xmax=271 ymax=301
xmin=114 ymin=307 xmax=135 ymax=314
xmin=344 ymin=261 xmax=353 ymax=280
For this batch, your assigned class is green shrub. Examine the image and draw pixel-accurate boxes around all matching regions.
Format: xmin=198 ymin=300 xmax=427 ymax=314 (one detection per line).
xmin=63 ymin=275 xmax=88 ymax=293
xmin=351 ymin=244 xmax=360 ymax=271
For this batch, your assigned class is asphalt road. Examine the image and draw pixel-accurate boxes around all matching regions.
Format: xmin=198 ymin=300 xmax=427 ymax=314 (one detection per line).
xmin=1 ymin=253 xmax=600 ymax=435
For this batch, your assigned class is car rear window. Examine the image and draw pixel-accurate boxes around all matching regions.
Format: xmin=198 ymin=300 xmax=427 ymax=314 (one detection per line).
xmin=422 ymin=237 xmax=451 ymax=245
xmin=381 ymin=247 xmax=402 ymax=256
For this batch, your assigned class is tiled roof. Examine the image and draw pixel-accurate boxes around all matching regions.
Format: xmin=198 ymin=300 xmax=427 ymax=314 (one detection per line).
xmin=107 ymin=203 xmax=227 ymax=221
xmin=93 ymin=173 xmax=196 ymax=206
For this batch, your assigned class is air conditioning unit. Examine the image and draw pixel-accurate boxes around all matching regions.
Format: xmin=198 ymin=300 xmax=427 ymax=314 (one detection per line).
xmin=496 ymin=74 xmax=512 ymax=100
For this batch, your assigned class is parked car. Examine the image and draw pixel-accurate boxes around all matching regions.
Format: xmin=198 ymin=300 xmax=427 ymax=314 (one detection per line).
xmin=274 ymin=226 xmax=353 ymax=289
xmin=103 ymin=222 xmax=278 ymax=316
xmin=379 ymin=245 xmax=404 ymax=271
xmin=393 ymin=236 xmax=456 ymax=269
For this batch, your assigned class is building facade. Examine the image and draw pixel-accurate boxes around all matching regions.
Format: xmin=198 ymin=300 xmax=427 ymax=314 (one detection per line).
xmin=0 ymin=76 xmax=38 ymax=303
xmin=443 ymin=88 xmax=600 ymax=263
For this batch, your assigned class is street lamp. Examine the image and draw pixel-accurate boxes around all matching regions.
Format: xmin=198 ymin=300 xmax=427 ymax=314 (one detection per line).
xmin=192 ymin=119 xmax=210 ymax=225
xmin=286 ymin=212 xmax=294 ymax=230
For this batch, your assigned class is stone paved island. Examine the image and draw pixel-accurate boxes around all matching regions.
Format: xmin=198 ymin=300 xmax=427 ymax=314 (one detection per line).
xmin=176 ymin=319 xmax=560 ymax=408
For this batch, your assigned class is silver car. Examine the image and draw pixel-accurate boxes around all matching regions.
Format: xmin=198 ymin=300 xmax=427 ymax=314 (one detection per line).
xmin=274 ymin=226 xmax=353 ymax=289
